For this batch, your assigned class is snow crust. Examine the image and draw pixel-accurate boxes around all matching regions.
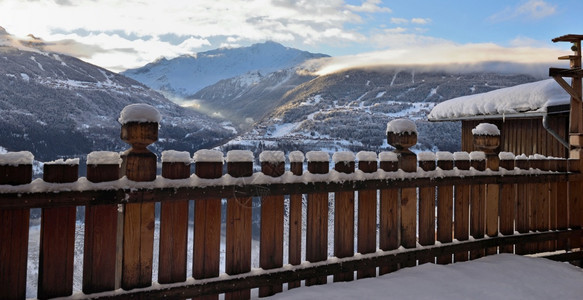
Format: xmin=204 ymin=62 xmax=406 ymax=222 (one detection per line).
xmin=0 ymin=151 xmax=34 ymax=166
xmin=306 ymin=151 xmax=330 ymax=162
xmin=118 ymin=103 xmax=162 ymax=124
xmin=472 ymin=123 xmax=500 ymax=136
xmin=386 ymin=118 xmax=417 ymax=134
xmin=453 ymin=151 xmax=470 ymax=161
xmin=428 ymin=79 xmax=570 ymax=120
xmin=259 ymin=151 xmax=285 ymax=163
xmin=87 ymin=151 xmax=122 ymax=166
xmin=469 ymin=151 xmax=486 ymax=161
xmin=356 ymin=151 xmax=377 ymax=162
xmin=193 ymin=149 xmax=224 ymax=163
xmin=417 ymin=152 xmax=436 ymax=161
xmin=226 ymin=150 xmax=254 ymax=162
xmin=378 ymin=151 xmax=398 ymax=162
xmin=436 ymin=151 xmax=454 ymax=161
xmin=499 ymin=152 xmax=516 ymax=160
xmin=288 ymin=151 xmax=305 ymax=163
xmin=45 ymin=158 xmax=80 ymax=165
xmin=332 ymin=151 xmax=355 ymax=163
xmin=161 ymin=150 xmax=191 ymax=163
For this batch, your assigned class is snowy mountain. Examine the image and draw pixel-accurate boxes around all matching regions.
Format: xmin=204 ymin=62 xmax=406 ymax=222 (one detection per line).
xmin=0 ymin=28 xmax=235 ymax=162
xmin=122 ymin=41 xmax=329 ymax=97
xmin=220 ymin=68 xmax=539 ymax=155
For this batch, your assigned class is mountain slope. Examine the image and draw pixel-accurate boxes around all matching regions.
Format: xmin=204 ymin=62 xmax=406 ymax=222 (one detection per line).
xmin=122 ymin=41 xmax=329 ymax=97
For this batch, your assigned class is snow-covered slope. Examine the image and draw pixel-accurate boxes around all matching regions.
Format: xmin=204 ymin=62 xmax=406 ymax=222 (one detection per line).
xmin=122 ymin=41 xmax=328 ymax=97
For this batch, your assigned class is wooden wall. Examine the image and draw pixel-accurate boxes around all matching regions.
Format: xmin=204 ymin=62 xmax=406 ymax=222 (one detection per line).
xmin=462 ymin=114 xmax=569 ymax=158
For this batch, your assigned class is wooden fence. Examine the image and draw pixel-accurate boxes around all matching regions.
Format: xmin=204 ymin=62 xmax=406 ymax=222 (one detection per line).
xmin=1 ymin=120 xmax=582 ymax=300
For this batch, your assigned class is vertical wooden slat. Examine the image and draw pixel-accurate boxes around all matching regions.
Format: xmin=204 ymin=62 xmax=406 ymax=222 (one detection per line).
xmin=333 ymin=157 xmax=355 ymax=282
xmin=379 ymin=153 xmax=399 ymax=275
xmin=485 ymin=149 xmax=500 ymax=256
xmin=515 ymin=157 xmax=530 ymax=255
xmin=453 ymin=153 xmax=470 ymax=262
xmin=399 ymin=150 xmax=417 ymax=268
xmin=499 ymin=154 xmax=516 ymax=254
xmin=533 ymin=157 xmax=551 ymax=252
xmin=193 ymin=151 xmax=223 ymax=300
xmin=469 ymin=152 xmax=486 ymax=259
xmin=225 ymin=154 xmax=253 ymax=300
xmin=568 ymin=159 xmax=583 ymax=250
xmin=418 ymin=155 xmax=436 ymax=265
xmin=84 ymin=161 xmax=120 ymax=294
xmin=305 ymin=152 xmax=329 ymax=286
xmin=38 ymin=163 xmax=78 ymax=299
xmin=556 ymin=159 xmax=569 ymax=250
xmin=0 ymin=161 xmax=32 ymax=300
xmin=548 ymin=158 xmax=558 ymax=252
xmin=288 ymin=152 xmax=304 ymax=289
xmin=357 ymin=155 xmax=377 ymax=279
xmin=159 ymin=157 xmax=190 ymax=284
xmin=436 ymin=153 xmax=454 ymax=264
xmin=259 ymin=152 xmax=285 ymax=297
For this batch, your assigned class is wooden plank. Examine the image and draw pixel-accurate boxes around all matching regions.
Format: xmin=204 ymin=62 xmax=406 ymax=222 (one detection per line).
xmin=259 ymin=160 xmax=285 ymax=297
xmin=158 ymin=162 xmax=190 ymax=284
xmin=379 ymin=157 xmax=399 ymax=275
xmin=38 ymin=164 xmax=78 ymax=299
xmin=418 ymin=159 xmax=436 ymax=265
xmin=287 ymin=161 xmax=303 ymax=289
xmin=454 ymin=157 xmax=470 ymax=262
xmin=0 ymin=164 xmax=32 ymax=300
xmin=225 ymin=161 xmax=253 ymax=300
xmin=436 ymin=159 xmax=453 ymax=264
xmin=515 ymin=158 xmax=530 ymax=254
xmin=469 ymin=158 xmax=485 ymax=259
xmin=485 ymin=151 xmax=500 ymax=256
xmin=357 ymin=160 xmax=377 ymax=279
xmin=306 ymin=160 xmax=329 ymax=286
xmin=333 ymin=161 xmax=354 ymax=282
xmin=83 ymin=164 xmax=120 ymax=294
xmin=556 ymin=159 xmax=569 ymax=250
xmin=399 ymin=151 xmax=417 ymax=268
xmin=499 ymin=158 xmax=516 ymax=254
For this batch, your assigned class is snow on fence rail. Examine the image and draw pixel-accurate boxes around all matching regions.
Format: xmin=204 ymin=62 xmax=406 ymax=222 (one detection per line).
xmin=1 ymin=111 xmax=583 ymax=300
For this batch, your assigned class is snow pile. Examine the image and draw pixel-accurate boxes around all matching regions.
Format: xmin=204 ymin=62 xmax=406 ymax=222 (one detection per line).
xmin=161 ymin=150 xmax=191 ymax=163
xmin=259 ymin=151 xmax=285 ymax=163
xmin=193 ymin=149 xmax=224 ymax=163
xmin=386 ymin=118 xmax=417 ymax=134
xmin=288 ymin=151 xmax=305 ymax=163
xmin=87 ymin=151 xmax=122 ymax=166
xmin=45 ymin=158 xmax=80 ymax=165
xmin=357 ymin=151 xmax=377 ymax=162
xmin=417 ymin=152 xmax=436 ymax=161
xmin=270 ymin=254 xmax=583 ymax=300
xmin=499 ymin=152 xmax=516 ymax=160
xmin=306 ymin=151 xmax=330 ymax=162
xmin=332 ymin=151 xmax=355 ymax=163
xmin=428 ymin=79 xmax=570 ymax=120
xmin=472 ymin=123 xmax=500 ymax=136
xmin=436 ymin=151 xmax=454 ymax=161
xmin=379 ymin=151 xmax=398 ymax=162
xmin=0 ymin=151 xmax=34 ymax=166
xmin=226 ymin=150 xmax=254 ymax=162
xmin=118 ymin=103 xmax=162 ymax=124
xmin=469 ymin=151 xmax=486 ymax=161
xmin=453 ymin=151 xmax=470 ymax=161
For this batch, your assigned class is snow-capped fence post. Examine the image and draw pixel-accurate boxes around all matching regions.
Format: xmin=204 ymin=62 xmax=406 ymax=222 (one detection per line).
xmin=386 ymin=119 xmax=417 ymax=268
xmin=417 ymin=152 xmax=436 ymax=265
xmin=469 ymin=151 xmax=486 ymax=259
xmin=192 ymin=150 xmax=223 ymax=300
xmin=305 ymin=151 xmax=329 ymax=286
xmin=378 ymin=152 xmax=399 ymax=275
xmin=225 ymin=150 xmax=254 ymax=300
xmin=453 ymin=152 xmax=471 ymax=262
xmin=436 ymin=152 xmax=454 ymax=264
xmin=287 ymin=151 xmax=304 ymax=290
xmin=332 ymin=152 xmax=355 ymax=283
xmin=118 ymin=104 xmax=160 ymax=290
xmin=83 ymin=152 xmax=121 ymax=294
xmin=356 ymin=151 xmax=378 ymax=279
xmin=38 ymin=158 xmax=79 ymax=299
xmin=514 ymin=155 xmax=530 ymax=255
xmin=498 ymin=152 xmax=516 ymax=254
xmin=473 ymin=123 xmax=500 ymax=257
xmin=259 ymin=151 xmax=285 ymax=297
xmin=159 ymin=151 xmax=191 ymax=284
xmin=0 ymin=152 xmax=33 ymax=300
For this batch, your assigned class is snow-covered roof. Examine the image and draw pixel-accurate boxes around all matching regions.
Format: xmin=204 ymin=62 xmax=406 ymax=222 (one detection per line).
xmin=428 ymin=79 xmax=570 ymax=121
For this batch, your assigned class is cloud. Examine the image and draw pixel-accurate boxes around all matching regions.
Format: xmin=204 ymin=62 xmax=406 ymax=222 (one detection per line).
xmin=390 ymin=17 xmax=431 ymax=25
xmin=346 ymin=0 xmax=391 ymax=13
xmin=411 ymin=18 xmax=431 ymax=25
xmin=489 ymin=0 xmax=556 ymax=22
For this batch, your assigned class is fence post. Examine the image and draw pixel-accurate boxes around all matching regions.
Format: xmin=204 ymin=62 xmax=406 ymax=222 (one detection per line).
xmin=259 ymin=151 xmax=285 ymax=297
xmin=418 ymin=152 xmax=436 ymax=265
xmin=0 ymin=152 xmax=33 ymax=300
xmin=119 ymin=104 xmax=159 ymax=290
xmin=193 ymin=149 xmax=223 ymax=300
xmin=287 ymin=151 xmax=304 ymax=289
xmin=38 ymin=158 xmax=79 ymax=299
xmin=159 ymin=151 xmax=191 ymax=284
xmin=225 ymin=150 xmax=254 ymax=300
xmin=498 ymin=152 xmax=516 ymax=254
xmin=473 ymin=124 xmax=500 ymax=256
xmin=332 ymin=151 xmax=355 ymax=282
xmin=469 ymin=151 xmax=486 ymax=259
xmin=378 ymin=152 xmax=399 ymax=274
xmin=84 ymin=152 xmax=121 ymax=294
xmin=357 ymin=151 xmax=378 ymax=279
xmin=436 ymin=151 xmax=454 ymax=264
xmin=453 ymin=152 xmax=470 ymax=262
xmin=305 ymin=151 xmax=329 ymax=286
xmin=387 ymin=119 xmax=417 ymax=268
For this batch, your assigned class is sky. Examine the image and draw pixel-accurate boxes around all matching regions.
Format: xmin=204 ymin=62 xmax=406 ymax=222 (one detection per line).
xmin=0 ymin=0 xmax=581 ymax=73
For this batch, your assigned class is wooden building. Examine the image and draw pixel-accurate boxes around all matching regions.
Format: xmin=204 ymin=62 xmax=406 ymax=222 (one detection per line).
xmin=428 ymin=79 xmax=571 ymax=157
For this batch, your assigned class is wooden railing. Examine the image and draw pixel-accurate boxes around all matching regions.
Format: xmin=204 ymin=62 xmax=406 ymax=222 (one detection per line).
xmin=1 ymin=119 xmax=582 ymax=300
